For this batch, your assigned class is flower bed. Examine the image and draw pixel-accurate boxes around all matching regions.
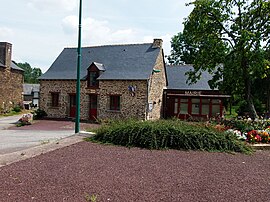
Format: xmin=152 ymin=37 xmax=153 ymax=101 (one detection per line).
xmin=213 ymin=118 xmax=270 ymax=144
xmin=17 ymin=113 xmax=33 ymax=127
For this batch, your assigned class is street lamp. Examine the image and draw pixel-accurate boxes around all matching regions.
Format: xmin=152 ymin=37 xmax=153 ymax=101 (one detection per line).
xmin=75 ymin=0 xmax=82 ymax=133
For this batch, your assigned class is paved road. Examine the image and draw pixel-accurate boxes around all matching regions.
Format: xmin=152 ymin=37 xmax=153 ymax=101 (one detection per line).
xmin=0 ymin=115 xmax=22 ymax=130
xmin=0 ymin=115 xmax=74 ymax=154
xmin=0 ymin=129 xmax=74 ymax=154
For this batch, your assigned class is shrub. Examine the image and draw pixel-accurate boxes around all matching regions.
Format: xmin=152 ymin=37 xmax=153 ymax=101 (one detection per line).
xmin=12 ymin=105 xmax=22 ymax=113
xmin=86 ymin=119 xmax=252 ymax=154
xmin=32 ymin=109 xmax=47 ymax=120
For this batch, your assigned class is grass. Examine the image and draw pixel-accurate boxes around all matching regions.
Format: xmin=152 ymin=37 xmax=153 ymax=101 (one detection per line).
xmin=86 ymin=119 xmax=253 ymax=154
xmin=0 ymin=109 xmax=32 ymax=117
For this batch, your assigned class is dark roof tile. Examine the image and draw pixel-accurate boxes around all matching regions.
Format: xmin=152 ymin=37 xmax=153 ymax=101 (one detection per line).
xmin=166 ymin=65 xmax=216 ymax=90
xmin=11 ymin=61 xmax=24 ymax=71
xmin=39 ymin=43 xmax=160 ymax=80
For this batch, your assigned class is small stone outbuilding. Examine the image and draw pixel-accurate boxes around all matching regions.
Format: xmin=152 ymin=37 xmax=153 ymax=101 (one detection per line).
xmin=0 ymin=42 xmax=24 ymax=113
xmin=23 ymin=84 xmax=40 ymax=109
xmin=39 ymin=39 xmax=167 ymax=121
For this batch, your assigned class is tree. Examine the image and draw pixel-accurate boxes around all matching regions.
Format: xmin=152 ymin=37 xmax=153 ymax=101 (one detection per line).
xmin=16 ymin=62 xmax=42 ymax=83
xmin=167 ymin=32 xmax=198 ymax=65
xmin=171 ymin=0 xmax=270 ymax=119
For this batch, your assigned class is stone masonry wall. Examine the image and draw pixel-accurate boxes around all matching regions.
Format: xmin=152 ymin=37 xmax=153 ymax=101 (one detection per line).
xmin=147 ymin=50 xmax=167 ymax=120
xmin=39 ymin=80 xmax=95 ymax=120
xmin=40 ymin=79 xmax=148 ymax=120
xmin=98 ymin=80 xmax=148 ymax=120
xmin=0 ymin=68 xmax=23 ymax=112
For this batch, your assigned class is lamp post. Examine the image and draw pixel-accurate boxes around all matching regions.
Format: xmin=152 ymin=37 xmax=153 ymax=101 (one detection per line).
xmin=75 ymin=0 xmax=83 ymax=133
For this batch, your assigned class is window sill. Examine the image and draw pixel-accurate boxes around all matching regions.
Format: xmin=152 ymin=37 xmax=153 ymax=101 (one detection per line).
xmin=86 ymin=86 xmax=99 ymax=89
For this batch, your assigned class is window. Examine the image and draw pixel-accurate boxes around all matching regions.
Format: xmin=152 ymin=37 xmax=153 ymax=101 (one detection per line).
xmin=212 ymin=99 xmax=221 ymax=116
xmin=174 ymin=98 xmax=179 ymax=114
xmin=201 ymin=99 xmax=210 ymax=115
xmin=88 ymin=71 xmax=99 ymax=87
xmin=191 ymin=98 xmax=200 ymax=115
xmin=180 ymin=98 xmax=189 ymax=114
xmin=109 ymin=95 xmax=120 ymax=111
xmin=51 ymin=92 xmax=59 ymax=107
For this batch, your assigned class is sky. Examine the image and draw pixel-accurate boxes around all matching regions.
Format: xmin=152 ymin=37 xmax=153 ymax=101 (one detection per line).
xmin=0 ymin=0 xmax=193 ymax=73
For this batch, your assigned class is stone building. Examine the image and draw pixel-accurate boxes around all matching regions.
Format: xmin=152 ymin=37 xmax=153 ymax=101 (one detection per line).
xmin=163 ymin=65 xmax=230 ymax=120
xmin=39 ymin=39 xmax=167 ymax=121
xmin=23 ymin=83 xmax=40 ymax=108
xmin=0 ymin=42 xmax=24 ymax=113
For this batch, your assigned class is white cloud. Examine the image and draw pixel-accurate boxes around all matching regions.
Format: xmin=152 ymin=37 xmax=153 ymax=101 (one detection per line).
xmin=62 ymin=15 xmax=78 ymax=34
xmin=27 ymin=0 xmax=77 ymax=11
xmin=62 ymin=16 xmax=138 ymax=46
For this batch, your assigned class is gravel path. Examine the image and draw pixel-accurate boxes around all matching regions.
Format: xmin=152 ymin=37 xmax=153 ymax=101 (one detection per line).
xmin=0 ymin=142 xmax=270 ymax=202
xmin=7 ymin=120 xmax=99 ymax=131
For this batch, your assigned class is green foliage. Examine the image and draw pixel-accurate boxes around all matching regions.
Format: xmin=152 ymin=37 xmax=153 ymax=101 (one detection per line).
xmin=170 ymin=0 xmax=270 ymax=118
xmin=219 ymin=119 xmax=270 ymax=133
xmin=84 ymin=193 xmax=97 ymax=202
xmin=31 ymin=109 xmax=47 ymax=120
xmin=236 ymin=99 xmax=265 ymax=115
xmin=12 ymin=105 xmax=22 ymax=113
xmin=16 ymin=62 xmax=42 ymax=83
xmin=167 ymin=32 xmax=197 ymax=65
xmin=86 ymin=119 xmax=252 ymax=154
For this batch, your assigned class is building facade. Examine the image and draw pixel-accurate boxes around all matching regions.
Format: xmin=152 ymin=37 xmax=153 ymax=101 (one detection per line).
xmin=23 ymin=84 xmax=40 ymax=108
xmin=39 ymin=39 xmax=167 ymax=121
xmin=0 ymin=42 xmax=24 ymax=113
xmin=164 ymin=65 xmax=230 ymax=120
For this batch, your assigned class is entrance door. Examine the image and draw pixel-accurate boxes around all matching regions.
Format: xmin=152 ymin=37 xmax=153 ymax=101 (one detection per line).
xmin=70 ymin=94 xmax=76 ymax=118
xmin=89 ymin=94 xmax=97 ymax=120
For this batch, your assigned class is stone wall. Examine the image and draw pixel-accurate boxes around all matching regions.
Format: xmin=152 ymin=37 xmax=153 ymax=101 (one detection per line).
xmin=0 ymin=68 xmax=23 ymax=112
xmin=98 ymin=80 xmax=148 ymax=120
xmin=40 ymin=80 xmax=90 ymax=119
xmin=40 ymin=79 xmax=148 ymax=120
xmin=0 ymin=42 xmax=23 ymax=113
xmin=147 ymin=50 xmax=167 ymax=120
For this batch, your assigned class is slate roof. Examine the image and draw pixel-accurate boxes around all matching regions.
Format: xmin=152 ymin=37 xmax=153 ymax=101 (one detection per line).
xmin=166 ymin=65 xmax=217 ymax=91
xmin=0 ymin=60 xmax=24 ymax=71
xmin=11 ymin=61 xmax=24 ymax=71
xmin=40 ymin=43 xmax=161 ymax=80
xmin=23 ymin=84 xmax=40 ymax=95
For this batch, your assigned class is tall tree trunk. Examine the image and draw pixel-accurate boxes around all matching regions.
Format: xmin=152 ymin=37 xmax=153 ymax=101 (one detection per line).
xmin=245 ymin=77 xmax=258 ymax=119
xmin=242 ymin=55 xmax=258 ymax=119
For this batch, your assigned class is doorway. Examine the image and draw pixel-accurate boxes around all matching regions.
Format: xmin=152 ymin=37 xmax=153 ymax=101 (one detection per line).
xmin=89 ymin=94 xmax=97 ymax=120
xmin=69 ymin=94 xmax=76 ymax=118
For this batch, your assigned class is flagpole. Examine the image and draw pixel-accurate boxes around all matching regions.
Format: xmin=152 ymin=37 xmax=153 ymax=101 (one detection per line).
xmin=75 ymin=0 xmax=82 ymax=133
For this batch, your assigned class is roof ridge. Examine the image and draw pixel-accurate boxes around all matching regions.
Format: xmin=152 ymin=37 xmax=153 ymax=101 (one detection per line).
xmin=65 ymin=42 xmax=153 ymax=49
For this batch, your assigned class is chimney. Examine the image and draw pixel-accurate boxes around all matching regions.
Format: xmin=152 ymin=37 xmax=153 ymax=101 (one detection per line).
xmin=0 ymin=42 xmax=12 ymax=68
xmin=152 ymin=39 xmax=163 ymax=49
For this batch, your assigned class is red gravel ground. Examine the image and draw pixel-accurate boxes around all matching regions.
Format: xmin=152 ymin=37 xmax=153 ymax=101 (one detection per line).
xmin=8 ymin=120 xmax=100 ymax=131
xmin=0 ymin=142 xmax=270 ymax=202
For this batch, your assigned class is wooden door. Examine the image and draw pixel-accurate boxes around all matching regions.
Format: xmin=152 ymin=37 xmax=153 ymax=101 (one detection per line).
xmin=89 ymin=94 xmax=97 ymax=120
xmin=70 ymin=94 xmax=76 ymax=118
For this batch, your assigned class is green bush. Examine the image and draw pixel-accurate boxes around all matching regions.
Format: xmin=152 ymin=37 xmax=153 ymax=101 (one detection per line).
xmin=12 ymin=105 xmax=22 ymax=113
xmin=32 ymin=109 xmax=47 ymax=120
xmin=86 ymin=119 xmax=252 ymax=154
